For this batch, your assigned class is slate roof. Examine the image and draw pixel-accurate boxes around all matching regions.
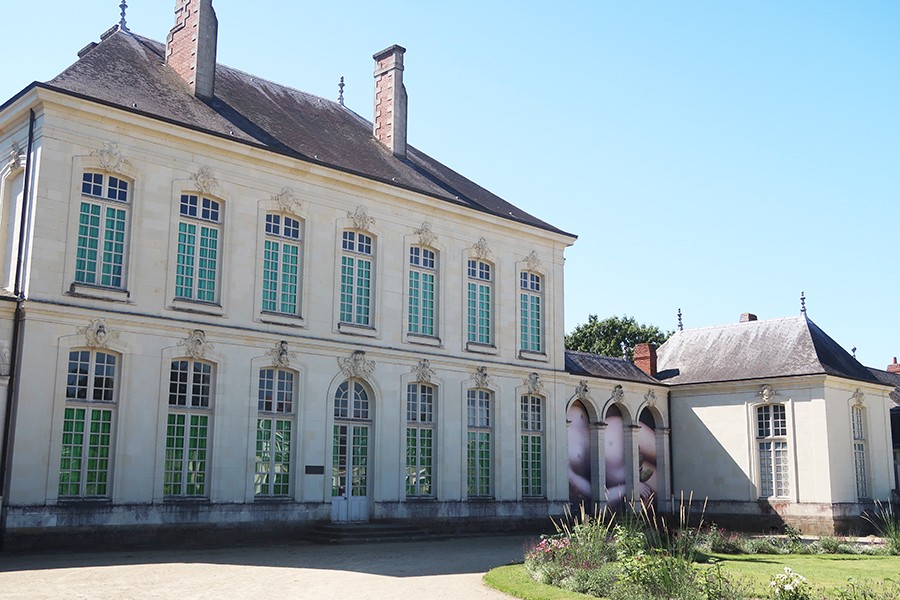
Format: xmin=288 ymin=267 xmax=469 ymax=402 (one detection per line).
xmin=868 ymin=367 xmax=900 ymax=405
xmin=565 ymin=350 xmax=660 ymax=385
xmin=9 ymin=27 xmax=573 ymax=238
xmin=655 ymin=315 xmax=884 ymax=386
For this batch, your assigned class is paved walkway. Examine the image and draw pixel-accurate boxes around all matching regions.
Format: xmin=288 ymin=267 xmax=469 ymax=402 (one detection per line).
xmin=0 ymin=535 xmax=532 ymax=599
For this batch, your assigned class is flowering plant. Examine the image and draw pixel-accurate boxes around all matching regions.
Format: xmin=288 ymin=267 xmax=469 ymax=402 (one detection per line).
xmin=769 ymin=567 xmax=811 ymax=600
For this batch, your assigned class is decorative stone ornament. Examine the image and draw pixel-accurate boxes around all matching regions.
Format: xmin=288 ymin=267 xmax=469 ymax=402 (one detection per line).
xmin=758 ymin=384 xmax=776 ymax=403
xmin=524 ymin=250 xmax=542 ymax=272
xmin=190 ymin=166 xmax=218 ymax=195
xmin=7 ymin=142 xmax=25 ymax=171
xmin=0 ymin=341 xmax=11 ymax=377
xmin=611 ymin=384 xmax=625 ymax=404
xmin=645 ymin=389 xmax=657 ymax=406
xmin=473 ymin=366 xmax=493 ymax=390
xmin=348 ymin=206 xmax=375 ymax=231
xmin=575 ymin=380 xmax=591 ymax=401
xmin=179 ymin=329 xmax=212 ymax=359
xmin=851 ymin=389 xmax=865 ymax=407
xmin=79 ymin=318 xmax=118 ymax=348
xmin=272 ymin=187 xmax=301 ymax=214
xmin=339 ymin=350 xmax=375 ymax=379
xmin=473 ymin=237 xmax=491 ymax=259
xmin=92 ymin=142 xmax=128 ymax=172
xmin=524 ymin=372 xmax=544 ymax=395
xmin=411 ymin=359 xmax=435 ymax=383
xmin=414 ymin=222 xmax=436 ymax=247
xmin=267 ymin=340 xmax=296 ymax=368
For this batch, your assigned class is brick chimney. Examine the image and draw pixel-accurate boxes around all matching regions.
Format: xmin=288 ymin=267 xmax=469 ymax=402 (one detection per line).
xmin=634 ymin=343 xmax=658 ymax=377
xmin=888 ymin=357 xmax=900 ymax=374
xmin=373 ymin=45 xmax=408 ymax=157
xmin=166 ymin=0 xmax=218 ymax=100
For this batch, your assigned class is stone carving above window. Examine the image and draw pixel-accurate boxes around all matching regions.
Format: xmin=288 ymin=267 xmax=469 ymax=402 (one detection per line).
xmin=611 ymin=384 xmax=624 ymax=404
xmin=0 ymin=341 xmax=11 ymax=377
xmin=645 ymin=389 xmax=657 ymax=406
xmin=190 ymin=166 xmax=218 ymax=195
xmin=524 ymin=372 xmax=544 ymax=395
xmin=272 ymin=187 xmax=301 ymax=214
xmin=179 ymin=329 xmax=212 ymax=359
xmin=92 ymin=142 xmax=128 ymax=172
xmin=7 ymin=142 xmax=25 ymax=171
xmin=575 ymin=380 xmax=591 ymax=401
xmin=851 ymin=388 xmax=865 ymax=407
xmin=79 ymin=318 xmax=119 ymax=349
xmin=472 ymin=237 xmax=492 ymax=259
xmin=348 ymin=205 xmax=375 ymax=231
xmin=267 ymin=340 xmax=296 ymax=368
xmin=758 ymin=384 xmax=776 ymax=403
xmin=339 ymin=350 xmax=375 ymax=379
xmin=414 ymin=222 xmax=436 ymax=247
xmin=411 ymin=359 xmax=435 ymax=383
xmin=473 ymin=365 xmax=493 ymax=390
xmin=524 ymin=250 xmax=542 ymax=272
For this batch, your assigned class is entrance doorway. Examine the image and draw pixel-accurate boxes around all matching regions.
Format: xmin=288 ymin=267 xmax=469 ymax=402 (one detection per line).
xmin=331 ymin=380 xmax=371 ymax=522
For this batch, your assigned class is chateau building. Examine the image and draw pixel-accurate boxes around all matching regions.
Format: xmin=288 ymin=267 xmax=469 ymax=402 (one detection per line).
xmin=0 ymin=2 xmax=895 ymax=546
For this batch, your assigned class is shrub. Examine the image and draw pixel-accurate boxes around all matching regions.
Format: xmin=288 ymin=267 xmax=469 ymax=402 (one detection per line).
xmin=834 ymin=578 xmax=900 ymax=600
xmin=769 ymin=567 xmax=812 ymax=600
xmin=559 ymin=563 xmax=618 ymax=597
xmin=744 ymin=536 xmax=785 ymax=555
xmin=863 ymin=501 xmax=900 ymax=555
xmin=702 ymin=524 xmax=746 ymax=554
xmin=699 ymin=560 xmax=754 ymax=600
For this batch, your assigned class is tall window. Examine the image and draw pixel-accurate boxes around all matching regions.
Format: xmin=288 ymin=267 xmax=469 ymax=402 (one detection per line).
xmin=466 ymin=389 xmax=492 ymax=496
xmin=406 ymin=383 xmax=435 ymax=496
xmin=521 ymin=395 xmax=543 ymax=497
xmin=466 ymin=260 xmax=492 ymax=345
xmin=75 ymin=172 xmax=129 ymax=288
xmin=255 ymin=368 xmax=295 ymax=496
xmin=408 ymin=246 xmax=437 ymax=337
xmin=520 ymin=272 xmax=542 ymax=353
xmin=175 ymin=194 xmax=221 ymax=303
xmin=58 ymin=350 xmax=117 ymax=498
xmin=262 ymin=214 xmax=302 ymax=316
xmin=851 ymin=406 xmax=868 ymax=499
xmin=332 ymin=381 xmax=370 ymax=498
xmin=756 ymin=404 xmax=789 ymax=498
xmin=164 ymin=359 xmax=213 ymax=496
xmin=339 ymin=231 xmax=373 ymax=326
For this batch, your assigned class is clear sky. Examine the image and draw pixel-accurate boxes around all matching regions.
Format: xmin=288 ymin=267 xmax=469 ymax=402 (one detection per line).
xmin=3 ymin=1 xmax=898 ymax=369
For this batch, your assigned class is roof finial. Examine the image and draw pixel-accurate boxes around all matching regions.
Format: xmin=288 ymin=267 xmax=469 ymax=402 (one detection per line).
xmin=800 ymin=291 xmax=806 ymax=316
xmin=118 ymin=0 xmax=129 ymax=31
xmin=338 ymin=76 xmax=345 ymax=106
xmin=852 ymin=346 xmax=857 ymax=358
xmin=677 ymin=308 xmax=683 ymax=332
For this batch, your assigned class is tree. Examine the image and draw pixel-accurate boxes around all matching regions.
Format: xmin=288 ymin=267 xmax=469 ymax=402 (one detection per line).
xmin=565 ymin=314 xmax=672 ymax=360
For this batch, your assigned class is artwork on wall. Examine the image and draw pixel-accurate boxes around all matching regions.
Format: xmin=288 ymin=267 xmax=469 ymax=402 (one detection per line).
xmin=567 ymin=400 xmax=592 ymax=507
xmin=638 ymin=408 xmax=658 ymax=503
xmin=604 ymin=405 xmax=626 ymax=510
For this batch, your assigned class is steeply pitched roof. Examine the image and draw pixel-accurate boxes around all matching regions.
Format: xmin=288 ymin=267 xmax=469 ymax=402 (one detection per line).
xmin=29 ymin=29 xmax=573 ymax=238
xmin=565 ymin=350 xmax=660 ymax=385
xmin=655 ymin=315 xmax=883 ymax=386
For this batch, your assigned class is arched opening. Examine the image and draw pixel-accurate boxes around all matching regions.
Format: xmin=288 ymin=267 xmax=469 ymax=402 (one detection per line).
xmin=638 ymin=408 xmax=658 ymax=506
xmin=331 ymin=379 xmax=373 ymax=522
xmin=605 ymin=405 xmax=626 ymax=511
xmin=566 ymin=400 xmax=592 ymax=508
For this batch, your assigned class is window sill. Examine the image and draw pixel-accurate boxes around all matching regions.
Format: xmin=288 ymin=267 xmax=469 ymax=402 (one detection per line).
xmin=407 ymin=333 xmax=442 ymax=347
xmin=404 ymin=496 xmax=437 ymax=502
xmin=163 ymin=496 xmax=211 ymax=503
xmin=518 ymin=350 xmax=548 ymax=362
xmin=68 ymin=283 xmax=130 ymax=303
xmin=338 ymin=322 xmax=377 ymax=337
xmin=466 ymin=496 xmax=495 ymax=502
xmin=170 ymin=298 xmax=224 ymax=316
xmin=521 ymin=496 xmax=547 ymax=502
xmin=260 ymin=312 xmax=305 ymax=328
xmin=56 ymin=497 xmax=112 ymax=505
xmin=254 ymin=496 xmax=295 ymax=503
xmin=465 ymin=342 xmax=498 ymax=355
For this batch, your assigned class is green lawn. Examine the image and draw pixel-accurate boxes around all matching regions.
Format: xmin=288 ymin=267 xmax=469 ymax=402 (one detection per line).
xmin=484 ymin=555 xmax=900 ymax=600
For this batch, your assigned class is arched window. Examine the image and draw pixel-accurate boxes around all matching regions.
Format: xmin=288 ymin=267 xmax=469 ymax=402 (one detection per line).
xmin=255 ymin=368 xmax=296 ymax=496
xmin=339 ymin=230 xmax=374 ymax=326
xmin=519 ymin=271 xmax=542 ymax=353
xmin=58 ymin=349 xmax=119 ymax=498
xmin=75 ymin=171 xmax=131 ymax=289
xmin=851 ymin=405 xmax=868 ymax=499
xmin=175 ymin=193 xmax=222 ymax=303
xmin=756 ymin=404 xmax=789 ymax=498
xmin=406 ymin=382 xmax=435 ymax=496
xmin=332 ymin=380 xmax=371 ymax=499
xmin=407 ymin=246 xmax=437 ymax=337
xmin=262 ymin=213 xmax=302 ymax=316
xmin=466 ymin=259 xmax=493 ymax=346
xmin=466 ymin=388 xmax=492 ymax=496
xmin=520 ymin=394 xmax=543 ymax=497
xmin=164 ymin=358 xmax=214 ymax=496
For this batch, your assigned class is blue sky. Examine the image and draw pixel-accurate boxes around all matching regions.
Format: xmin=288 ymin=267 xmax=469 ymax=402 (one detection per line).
xmin=4 ymin=1 xmax=898 ymax=368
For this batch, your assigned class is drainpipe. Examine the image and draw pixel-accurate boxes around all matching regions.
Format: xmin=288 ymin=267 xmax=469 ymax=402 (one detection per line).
xmin=0 ymin=109 xmax=35 ymax=545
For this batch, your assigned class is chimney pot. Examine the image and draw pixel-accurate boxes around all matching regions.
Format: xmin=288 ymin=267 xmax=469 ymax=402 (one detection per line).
xmin=166 ymin=0 xmax=218 ymax=99
xmin=373 ymin=44 xmax=408 ymax=157
xmin=633 ymin=343 xmax=658 ymax=378
xmin=888 ymin=357 xmax=900 ymax=374
xmin=740 ymin=313 xmax=758 ymax=322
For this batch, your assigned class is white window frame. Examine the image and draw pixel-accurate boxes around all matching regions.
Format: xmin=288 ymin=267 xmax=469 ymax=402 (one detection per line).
xmin=851 ymin=404 xmax=869 ymax=499
xmin=465 ymin=259 xmax=495 ymax=352
xmin=73 ymin=172 xmax=130 ymax=290
xmin=405 ymin=382 xmax=435 ymax=497
xmin=407 ymin=245 xmax=438 ymax=340
xmin=518 ymin=271 xmax=544 ymax=356
xmin=755 ymin=403 xmax=790 ymax=499
xmin=174 ymin=193 xmax=223 ymax=305
xmin=337 ymin=229 xmax=376 ymax=333
xmin=57 ymin=349 xmax=119 ymax=500
xmin=255 ymin=367 xmax=296 ymax=497
xmin=0 ymin=151 xmax=25 ymax=292
xmin=164 ymin=357 xmax=214 ymax=497
xmin=260 ymin=212 xmax=303 ymax=318
xmin=466 ymin=388 xmax=493 ymax=497
xmin=520 ymin=394 xmax=544 ymax=497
